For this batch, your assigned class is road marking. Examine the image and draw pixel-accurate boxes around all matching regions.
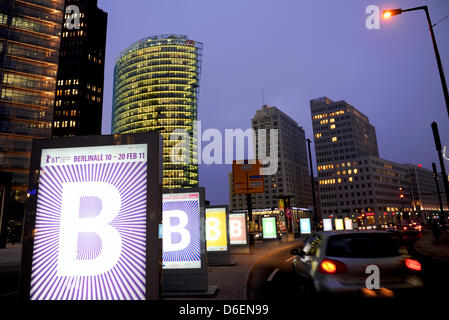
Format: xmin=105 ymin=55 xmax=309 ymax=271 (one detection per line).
xmin=285 ymin=256 xmax=295 ymax=263
xmin=267 ymin=268 xmax=280 ymax=282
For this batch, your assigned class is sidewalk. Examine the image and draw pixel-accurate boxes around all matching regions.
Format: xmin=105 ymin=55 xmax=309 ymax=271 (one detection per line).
xmin=164 ymin=238 xmax=302 ymax=300
xmin=0 ymin=244 xmax=22 ymax=266
xmin=0 ymin=239 xmax=302 ymax=300
xmin=414 ymin=229 xmax=449 ymax=263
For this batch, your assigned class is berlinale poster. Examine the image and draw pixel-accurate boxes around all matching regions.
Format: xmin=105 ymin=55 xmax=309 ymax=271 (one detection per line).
xmin=30 ymin=144 xmax=148 ymax=300
xmin=162 ymin=192 xmax=201 ymax=269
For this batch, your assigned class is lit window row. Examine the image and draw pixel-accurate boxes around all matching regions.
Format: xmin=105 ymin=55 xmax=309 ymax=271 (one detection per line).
xmin=58 ymin=79 xmax=79 ymax=86
xmin=320 ymin=179 xmax=336 ymax=185
xmin=329 ymin=110 xmax=345 ymax=117
xmin=54 ymin=120 xmax=76 ymax=128
xmin=317 ymin=164 xmax=334 ymax=171
xmin=336 ymin=169 xmax=358 ymax=175
xmin=313 ymin=113 xmax=328 ymax=120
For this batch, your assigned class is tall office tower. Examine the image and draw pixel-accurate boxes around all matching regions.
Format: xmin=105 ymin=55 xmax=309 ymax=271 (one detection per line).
xmin=112 ymin=35 xmax=202 ymax=189
xmin=229 ymin=105 xmax=312 ymax=211
xmin=52 ymin=0 xmax=107 ymax=137
xmin=356 ymin=156 xmax=412 ymax=224
xmin=311 ymin=97 xmax=380 ymax=220
xmin=405 ymin=164 xmax=448 ymax=217
xmin=0 ymin=0 xmax=65 ymax=201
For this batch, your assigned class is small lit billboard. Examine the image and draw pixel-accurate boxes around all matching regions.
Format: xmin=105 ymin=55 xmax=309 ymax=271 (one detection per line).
xmin=262 ymin=217 xmax=277 ymax=239
xmin=228 ymin=213 xmax=247 ymax=245
xmin=162 ymin=192 xmax=202 ymax=269
xmin=335 ymin=219 xmax=344 ymax=231
xmin=300 ymin=218 xmax=312 ymax=234
xmin=205 ymin=207 xmax=228 ymax=252
xmin=344 ymin=219 xmax=353 ymax=230
xmin=323 ymin=218 xmax=333 ymax=231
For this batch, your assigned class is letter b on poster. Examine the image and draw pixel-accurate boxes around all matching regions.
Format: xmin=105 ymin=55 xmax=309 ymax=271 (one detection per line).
xmin=205 ymin=208 xmax=228 ymax=252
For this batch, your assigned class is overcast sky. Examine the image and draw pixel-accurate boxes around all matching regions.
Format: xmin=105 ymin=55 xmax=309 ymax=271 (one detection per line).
xmin=98 ymin=0 xmax=449 ymax=206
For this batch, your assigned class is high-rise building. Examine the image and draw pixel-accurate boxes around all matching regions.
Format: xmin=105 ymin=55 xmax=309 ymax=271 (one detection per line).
xmin=311 ymin=97 xmax=379 ymax=166
xmin=405 ymin=164 xmax=448 ymax=217
xmin=311 ymin=97 xmax=405 ymax=223
xmin=111 ymin=35 xmax=202 ymax=189
xmin=52 ymin=0 xmax=107 ymax=137
xmin=0 ymin=0 xmax=65 ymax=201
xmin=229 ymin=105 xmax=312 ymax=211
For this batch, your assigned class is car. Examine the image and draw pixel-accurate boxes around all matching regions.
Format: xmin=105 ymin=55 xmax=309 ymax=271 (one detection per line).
xmin=290 ymin=231 xmax=423 ymax=297
xmin=398 ymin=222 xmax=422 ymax=234
xmin=386 ymin=223 xmax=397 ymax=232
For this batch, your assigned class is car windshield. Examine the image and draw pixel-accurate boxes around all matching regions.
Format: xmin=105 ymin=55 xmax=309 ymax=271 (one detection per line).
xmin=326 ymin=233 xmax=400 ymax=258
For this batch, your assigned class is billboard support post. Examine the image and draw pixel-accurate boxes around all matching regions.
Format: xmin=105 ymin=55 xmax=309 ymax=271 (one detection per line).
xmin=246 ymin=193 xmax=255 ymax=251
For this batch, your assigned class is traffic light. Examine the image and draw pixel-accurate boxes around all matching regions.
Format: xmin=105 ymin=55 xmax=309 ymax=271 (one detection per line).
xmin=399 ymin=187 xmax=405 ymax=199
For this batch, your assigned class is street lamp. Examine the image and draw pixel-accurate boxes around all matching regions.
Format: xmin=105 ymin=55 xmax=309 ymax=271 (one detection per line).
xmin=383 ymin=6 xmax=449 ymax=120
xmin=306 ymin=138 xmax=319 ymax=232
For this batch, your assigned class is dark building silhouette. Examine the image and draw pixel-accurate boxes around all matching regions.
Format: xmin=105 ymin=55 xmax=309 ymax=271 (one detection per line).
xmin=0 ymin=0 xmax=65 ymax=201
xmin=52 ymin=0 xmax=107 ymax=137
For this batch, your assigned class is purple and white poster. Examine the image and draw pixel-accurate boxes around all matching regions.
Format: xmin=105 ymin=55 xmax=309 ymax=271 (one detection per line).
xmin=162 ymin=192 xmax=201 ymax=269
xmin=30 ymin=144 xmax=148 ymax=300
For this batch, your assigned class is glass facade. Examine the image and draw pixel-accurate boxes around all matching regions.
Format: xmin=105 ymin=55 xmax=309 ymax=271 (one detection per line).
xmin=112 ymin=34 xmax=202 ymax=189
xmin=0 ymin=0 xmax=64 ymax=200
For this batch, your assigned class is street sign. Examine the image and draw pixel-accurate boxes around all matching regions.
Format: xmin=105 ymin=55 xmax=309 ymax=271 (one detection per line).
xmin=232 ymin=160 xmax=264 ymax=194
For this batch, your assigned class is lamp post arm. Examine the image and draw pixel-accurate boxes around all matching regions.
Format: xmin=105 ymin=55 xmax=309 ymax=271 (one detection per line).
xmin=422 ymin=6 xmax=449 ymax=120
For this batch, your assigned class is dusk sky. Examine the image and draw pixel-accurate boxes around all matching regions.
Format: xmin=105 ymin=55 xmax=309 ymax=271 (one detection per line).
xmin=98 ymin=0 xmax=449 ymax=206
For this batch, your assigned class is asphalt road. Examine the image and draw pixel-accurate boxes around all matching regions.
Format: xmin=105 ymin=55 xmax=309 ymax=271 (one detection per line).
xmin=247 ymin=240 xmax=304 ymax=300
xmin=247 ymin=233 xmax=449 ymax=301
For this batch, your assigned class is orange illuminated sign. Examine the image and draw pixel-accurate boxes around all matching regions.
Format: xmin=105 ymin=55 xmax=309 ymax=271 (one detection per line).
xmin=232 ymin=160 xmax=264 ymax=194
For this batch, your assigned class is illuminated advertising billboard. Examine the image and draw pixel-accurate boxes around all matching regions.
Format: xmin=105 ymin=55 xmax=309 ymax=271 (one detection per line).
xmin=262 ymin=217 xmax=277 ymax=239
xmin=344 ymin=219 xmax=353 ymax=230
xmin=161 ymin=188 xmax=208 ymax=293
xmin=205 ymin=207 xmax=228 ymax=252
xmin=300 ymin=218 xmax=311 ymax=234
xmin=162 ymin=192 xmax=201 ymax=269
xmin=323 ymin=218 xmax=333 ymax=231
xmin=335 ymin=219 xmax=344 ymax=231
xmin=229 ymin=213 xmax=247 ymax=245
xmin=21 ymin=134 xmax=162 ymax=300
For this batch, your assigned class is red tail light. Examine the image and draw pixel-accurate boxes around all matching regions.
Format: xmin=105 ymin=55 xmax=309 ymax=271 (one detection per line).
xmin=405 ymin=259 xmax=422 ymax=271
xmin=318 ymin=258 xmax=348 ymax=274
